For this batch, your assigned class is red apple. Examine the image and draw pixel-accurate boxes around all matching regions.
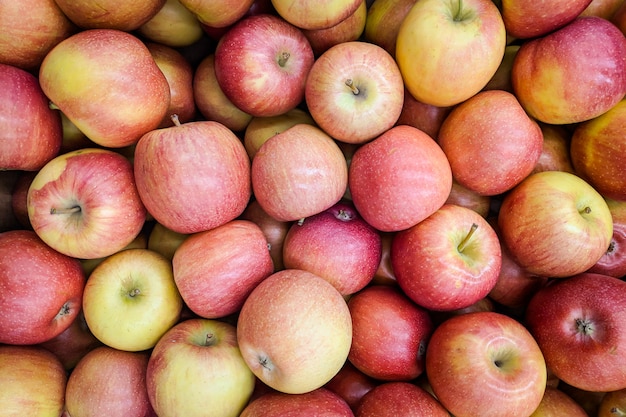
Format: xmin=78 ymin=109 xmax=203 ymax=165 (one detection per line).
xmin=529 ymin=386 xmax=590 ymax=417
xmin=531 ymin=123 xmax=575 ymax=174
xmin=54 ymin=0 xmax=165 ymax=30
xmin=395 ymin=89 xmax=452 ymax=140
xmin=240 ymin=388 xmax=354 ymax=416
xmin=511 ymin=16 xmax=626 ymax=125
xmin=214 ymin=14 xmax=314 ymax=117
xmin=65 ymin=346 xmax=156 ymax=417
xmin=355 ymin=382 xmax=450 ymax=417
xmin=134 ymin=119 xmax=251 ymax=234
xmin=237 ymin=269 xmax=353 ymax=394
xmin=179 ymin=0 xmax=254 ymax=27
xmin=527 ymin=272 xmax=626 ymax=393
xmin=588 ymin=198 xmax=626 ymax=277
xmin=445 ymin=180 xmax=492 ymax=218
xmin=304 ymin=40 xmax=405 ymax=144
xmin=137 ymin=0 xmax=204 ymax=47
xmin=426 ymin=311 xmax=547 ymax=417
xmin=348 ymin=285 xmax=434 ymax=381
xmin=271 ymin=0 xmax=362 ymax=30
xmin=581 ymin=0 xmax=625 ymax=19
xmin=501 ymin=0 xmax=593 ymax=39
xmin=363 ymin=0 xmax=418 ymax=57
xmin=323 ymin=361 xmax=378 ymax=411
xmin=0 ymin=230 xmax=85 ymax=345
xmin=371 ymin=232 xmax=397 ymax=286
xmin=348 ymin=124 xmax=453 ymax=232
xmin=0 ymin=63 xmax=62 ymax=171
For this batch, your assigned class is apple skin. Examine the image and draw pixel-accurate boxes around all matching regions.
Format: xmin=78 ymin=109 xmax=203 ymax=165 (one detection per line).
xmin=0 ymin=230 xmax=85 ymax=345
xmin=570 ymin=98 xmax=626 ymax=201
xmin=179 ymin=0 xmax=254 ymax=27
xmin=240 ymin=388 xmax=354 ymax=416
xmin=395 ymin=89 xmax=452 ymax=140
xmin=483 ymin=44 xmax=520 ymax=93
xmin=134 ymin=120 xmax=251 ymax=234
xmin=65 ymin=346 xmax=156 ymax=417
xmin=147 ymin=222 xmax=188 ymax=261
xmin=391 ymin=204 xmax=502 ymax=312
xmin=348 ymin=124 xmax=453 ymax=232
xmin=363 ymin=0 xmax=418 ymax=57
xmin=511 ymin=16 xmax=626 ymax=125
xmin=138 ymin=0 xmax=204 ymax=47
xmin=82 ymin=248 xmax=183 ymax=352
xmin=395 ymin=0 xmax=506 ymax=107
xmin=271 ymin=0 xmax=362 ymax=30
xmin=39 ymin=29 xmax=171 ymax=148
xmin=0 ymin=63 xmax=63 ymax=171
xmin=497 ymin=170 xmax=613 ymax=278
xmin=251 ymin=123 xmax=348 ymax=222
xmin=323 ymin=361 xmax=378 ymax=412
xmin=146 ymin=318 xmax=256 ymax=417
xmin=173 ymin=219 xmax=274 ymax=319
xmin=531 ymin=123 xmax=575 ymax=175
xmin=304 ymin=40 xmax=405 ymax=145
xmin=355 ymin=382 xmax=450 ymax=417
xmin=526 ymin=272 xmax=626 ymax=392
xmin=0 ymin=0 xmax=75 ymax=70
xmin=0 ymin=345 xmax=67 ymax=416
xmin=581 ymin=0 xmax=625 ymax=19
xmin=529 ymin=386 xmax=589 ymax=417
xmin=27 ymin=148 xmax=147 ymax=260
xmin=588 ymin=198 xmax=626 ymax=277
xmin=347 ymin=285 xmax=434 ymax=381
xmin=438 ymin=89 xmax=543 ymax=196
xmin=598 ymin=387 xmax=626 ymax=417
xmin=237 ymin=269 xmax=353 ymax=394
xmin=501 ymin=0 xmax=592 ymax=39
xmin=426 ymin=311 xmax=547 ymax=417
xmin=54 ymin=0 xmax=165 ymax=30
xmin=282 ymin=200 xmax=382 ymax=295
xmin=445 ymin=181 xmax=491 ymax=218
xmin=214 ymin=14 xmax=315 ymax=117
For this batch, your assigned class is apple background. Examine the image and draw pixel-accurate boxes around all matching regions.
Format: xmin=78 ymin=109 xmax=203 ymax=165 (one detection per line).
xmin=2 ymin=1 xmax=626 ymax=415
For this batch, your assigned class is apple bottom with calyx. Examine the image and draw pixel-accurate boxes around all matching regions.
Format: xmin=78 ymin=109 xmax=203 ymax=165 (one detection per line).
xmin=588 ymin=198 xmax=626 ymax=278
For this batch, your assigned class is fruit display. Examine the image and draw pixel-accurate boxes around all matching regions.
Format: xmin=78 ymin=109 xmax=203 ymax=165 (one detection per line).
xmin=2 ymin=0 xmax=626 ymax=416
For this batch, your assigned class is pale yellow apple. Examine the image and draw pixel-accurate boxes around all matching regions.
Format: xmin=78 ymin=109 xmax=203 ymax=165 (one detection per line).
xmin=138 ymin=0 xmax=204 ymax=47
xmin=363 ymin=0 xmax=417 ymax=57
xmin=148 ymin=222 xmax=188 ymax=261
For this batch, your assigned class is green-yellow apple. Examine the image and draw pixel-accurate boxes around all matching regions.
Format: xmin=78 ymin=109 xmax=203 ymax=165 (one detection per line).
xmin=588 ymin=198 xmax=626 ymax=277
xmin=237 ymin=269 xmax=352 ymax=394
xmin=79 ymin=232 xmax=148 ymax=277
xmin=511 ymin=16 xmax=626 ymax=125
xmin=570 ymin=98 xmax=626 ymax=201
xmin=240 ymin=388 xmax=354 ymax=416
xmin=178 ymin=0 xmax=254 ymax=27
xmin=426 ymin=311 xmax=547 ymax=417
xmin=27 ymin=148 xmax=147 ymax=260
xmin=54 ymin=0 xmax=165 ymax=31
xmin=138 ymin=0 xmax=204 ymax=47
xmin=531 ymin=123 xmax=575 ymax=174
xmin=581 ymin=0 xmax=625 ymax=19
xmin=304 ymin=40 xmax=405 ymax=144
xmin=39 ymin=29 xmax=171 ymax=148
xmin=0 ymin=345 xmax=66 ymax=417
xmin=355 ymin=382 xmax=450 ymax=417
xmin=498 ymin=170 xmax=613 ymax=278
xmin=146 ymin=318 xmax=256 ymax=417
xmin=395 ymin=0 xmax=506 ymax=107
xmin=597 ymin=387 xmax=626 ymax=417
xmin=529 ymin=386 xmax=589 ymax=417
xmin=271 ymin=0 xmax=362 ymax=30
xmin=82 ymin=248 xmax=183 ymax=352
xmin=363 ymin=0 xmax=417 ymax=57
xmin=501 ymin=0 xmax=592 ymax=39
xmin=147 ymin=222 xmax=188 ymax=261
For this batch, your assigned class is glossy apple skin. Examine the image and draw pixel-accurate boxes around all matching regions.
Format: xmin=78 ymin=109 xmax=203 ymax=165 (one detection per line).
xmin=445 ymin=181 xmax=491 ymax=218
xmin=501 ymin=0 xmax=592 ymax=39
xmin=348 ymin=125 xmax=452 ymax=232
xmin=438 ymin=90 xmax=543 ymax=196
xmin=525 ymin=272 xmax=626 ymax=392
xmin=392 ymin=204 xmax=502 ymax=311
xmin=348 ymin=285 xmax=434 ymax=381
xmin=529 ymin=386 xmax=589 ymax=417
xmin=497 ymin=171 xmax=613 ymax=278
xmin=426 ymin=311 xmax=547 ymax=417
xmin=65 ymin=346 xmax=156 ymax=417
xmin=355 ymin=382 xmax=450 ymax=417
xmin=240 ymin=388 xmax=354 ymax=417
xmin=531 ymin=123 xmax=575 ymax=175
xmin=271 ymin=0 xmax=362 ymax=30
xmin=137 ymin=0 xmax=204 ymax=47
xmin=588 ymin=198 xmax=626 ymax=277
xmin=0 ymin=345 xmax=67 ymax=416
xmin=363 ymin=0 xmax=418 ymax=57
xmin=180 ymin=0 xmax=254 ymax=27
xmin=512 ymin=17 xmax=626 ymax=125
xmin=395 ymin=89 xmax=452 ymax=140
xmin=323 ymin=361 xmax=378 ymax=411
xmin=54 ymin=0 xmax=165 ymax=30
xmin=0 ymin=230 xmax=85 ymax=345
xmin=0 ymin=63 xmax=62 ymax=171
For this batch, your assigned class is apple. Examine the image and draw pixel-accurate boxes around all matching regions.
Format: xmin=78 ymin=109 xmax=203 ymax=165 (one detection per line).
xmin=237 ymin=268 xmax=352 ymax=394
xmin=39 ymin=29 xmax=171 ymax=148
xmin=613 ymin=1 xmax=626 ymax=35
xmin=370 ymin=232 xmax=397 ymax=286
xmin=27 ymin=148 xmax=147 ymax=260
xmin=511 ymin=16 xmax=626 ymax=125
xmin=570 ymin=98 xmax=626 ymax=201
xmin=355 ymin=382 xmax=450 ymax=417
xmin=363 ymin=0 xmax=418 ymax=57
xmin=173 ymin=219 xmax=274 ymax=319
xmin=147 ymin=318 xmax=256 ymax=417
xmin=501 ymin=0 xmax=592 ymax=39
xmin=588 ymin=198 xmax=626 ymax=278
xmin=59 ymin=111 xmax=95 ymax=154
xmin=179 ymin=0 xmax=254 ymax=27
xmin=529 ymin=386 xmax=589 ymax=417
xmin=482 ymin=44 xmax=520 ymax=93
xmin=323 ymin=361 xmax=378 ymax=411
xmin=193 ymin=54 xmax=253 ymax=132
xmin=79 ymin=231 xmax=149 ymax=277
xmin=526 ymin=272 xmax=626 ymax=392
xmin=214 ymin=13 xmax=315 ymax=117
xmin=497 ymin=170 xmax=613 ymax=278
xmin=271 ymin=0 xmax=362 ymax=30
xmin=0 ymin=63 xmax=62 ymax=171
xmin=438 ymin=89 xmax=543 ymax=196
xmin=147 ymin=222 xmax=188 ymax=261
xmin=558 ymin=383 xmax=607 ymax=416
xmin=82 ymin=248 xmax=183 ymax=352
xmin=0 ymin=0 xmax=75 ymax=70
xmin=348 ymin=124 xmax=453 ymax=232
xmin=445 ymin=180 xmax=492 ymax=218
xmin=395 ymin=0 xmax=506 ymax=107
xmin=0 ymin=345 xmax=66 ymax=416
xmin=304 ymin=40 xmax=405 ymax=144
xmin=531 ymin=123 xmax=575 ymax=174
xmin=240 ymin=388 xmax=354 ymax=416
xmin=133 ymin=119 xmax=251 ymax=234
xmin=198 ymin=0 xmax=277 ymax=41
xmin=395 ymin=89 xmax=452 ymax=140
xmin=54 ymin=0 xmax=165 ymax=30
xmin=347 ymin=285 xmax=434 ymax=381
xmin=251 ymin=123 xmax=348 ymax=222
xmin=65 ymin=346 xmax=156 ymax=417
xmin=0 ymin=230 xmax=85 ymax=345
xmin=598 ymin=387 xmax=626 ymax=417
xmin=426 ymin=311 xmax=547 ymax=417
xmin=137 ymin=0 xmax=204 ymax=47
xmin=581 ymin=0 xmax=625 ymax=19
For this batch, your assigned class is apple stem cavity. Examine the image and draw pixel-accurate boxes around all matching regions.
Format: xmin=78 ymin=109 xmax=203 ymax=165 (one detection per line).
xmin=336 ymin=209 xmax=355 ymax=222
xmin=610 ymin=407 xmax=626 ymax=416
xmin=204 ymin=332 xmax=217 ymax=347
xmin=345 ymin=79 xmax=360 ymax=95
xmin=278 ymin=52 xmax=290 ymax=67
xmin=50 ymin=206 xmax=81 ymax=215
xmin=457 ymin=223 xmax=479 ymax=253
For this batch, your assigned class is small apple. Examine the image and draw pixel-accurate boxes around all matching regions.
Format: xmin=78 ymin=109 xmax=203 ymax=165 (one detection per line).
xmin=355 ymin=382 xmax=450 ymax=417
xmin=271 ymin=0 xmax=362 ymax=30
xmin=54 ymin=0 xmax=165 ymax=30
xmin=445 ymin=180 xmax=492 ymax=218
xmin=581 ymin=0 xmax=625 ymax=19
xmin=531 ymin=123 xmax=575 ymax=174
xmin=147 ymin=222 xmax=188 ymax=261
xmin=395 ymin=89 xmax=452 ymax=140
xmin=597 ymin=387 xmax=626 ymax=417
xmin=137 ymin=0 xmax=204 ymax=47
xmin=10 ymin=171 xmax=37 ymax=229
xmin=240 ymin=388 xmax=354 ymax=416
xmin=323 ymin=361 xmax=378 ymax=411
xmin=178 ymin=0 xmax=254 ymax=27
xmin=501 ymin=0 xmax=593 ymax=39
xmin=363 ymin=0 xmax=418 ymax=57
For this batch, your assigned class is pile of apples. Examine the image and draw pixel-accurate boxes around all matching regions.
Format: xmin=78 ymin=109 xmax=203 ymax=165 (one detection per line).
xmin=2 ymin=0 xmax=626 ymax=415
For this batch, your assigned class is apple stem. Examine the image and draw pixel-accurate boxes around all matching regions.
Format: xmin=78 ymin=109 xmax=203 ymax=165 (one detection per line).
xmin=580 ymin=206 xmax=592 ymax=214
xmin=278 ymin=52 xmax=290 ymax=67
xmin=170 ymin=114 xmax=181 ymax=127
xmin=457 ymin=223 xmax=478 ymax=252
xmin=50 ymin=206 xmax=81 ymax=215
xmin=205 ymin=332 xmax=216 ymax=346
xmin=297 ymin=218 xmax=305 ymax=226
xmin=453 ymin=0 xmax=465 ymax=21
xmin=128 ymin=288 xmax=141 ymax=297
xmin=345 ymin=79 xmax=360 ymax=95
